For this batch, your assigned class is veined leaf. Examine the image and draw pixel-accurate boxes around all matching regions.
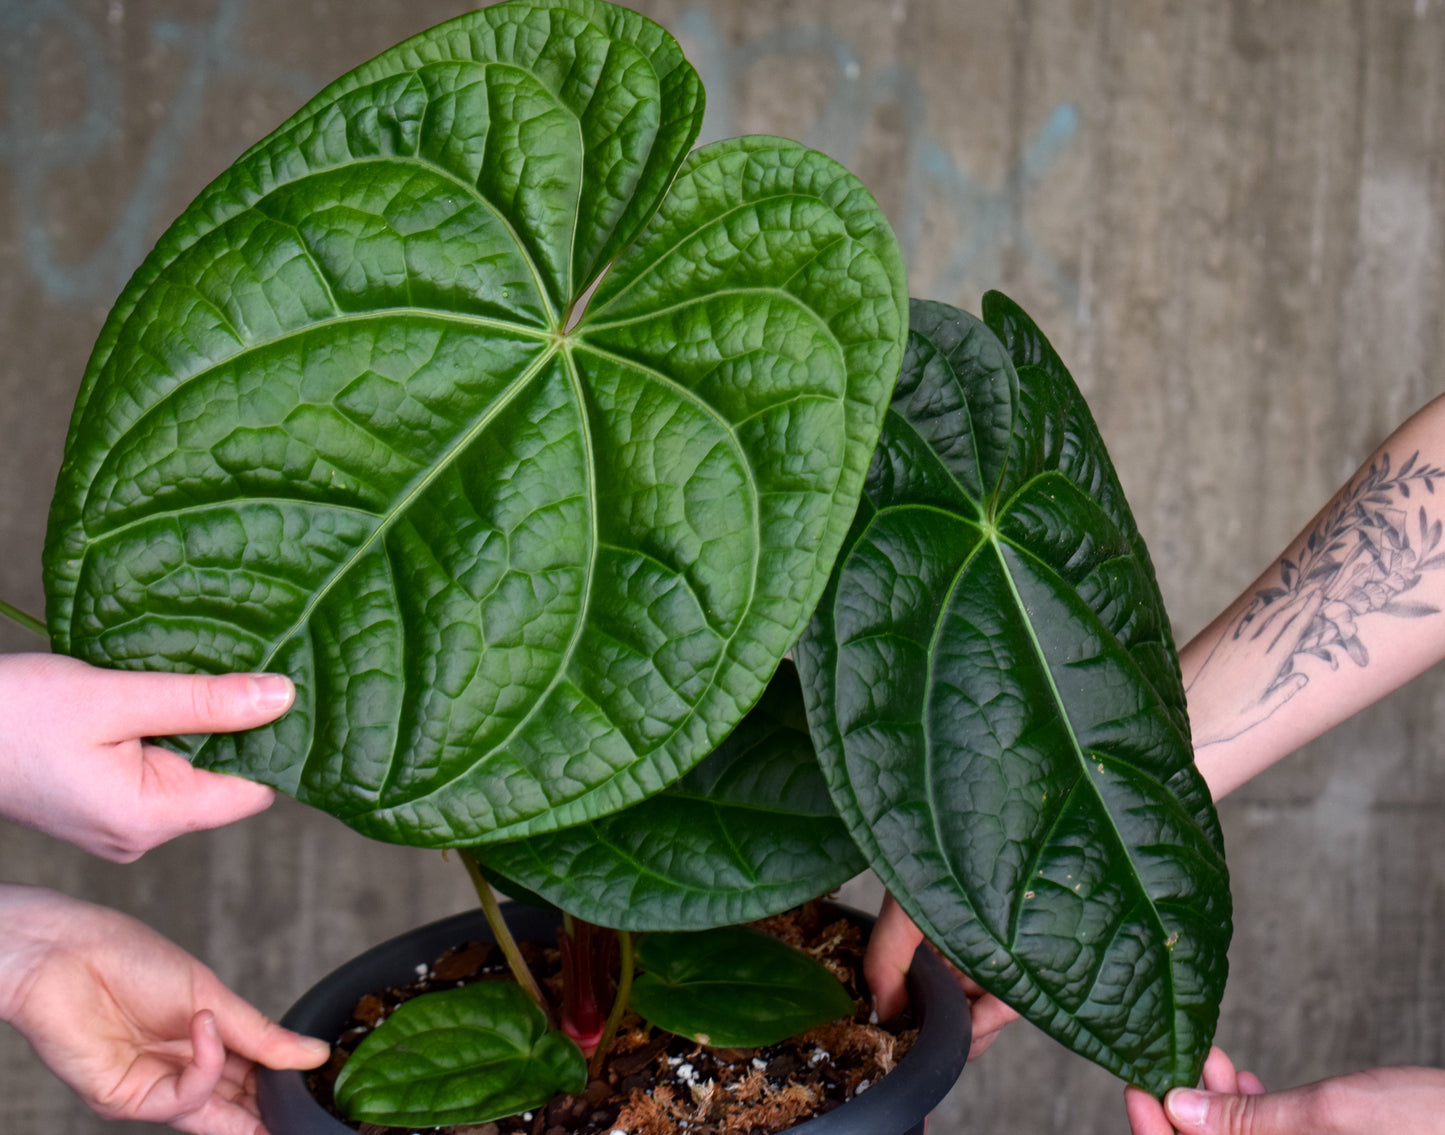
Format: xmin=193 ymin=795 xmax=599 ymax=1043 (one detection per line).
xmin=333 ymin=982 xmax=585 ymax=1126
xmin=42 ymin=0 xmax=907 ymax=847
xmin=631 ymin=926 xmax=856 ymax=1047
xmin=474 ymin=661 xmax=867 ymax=930
xmin=795 ymin=295 xmax=1231 ymax=1094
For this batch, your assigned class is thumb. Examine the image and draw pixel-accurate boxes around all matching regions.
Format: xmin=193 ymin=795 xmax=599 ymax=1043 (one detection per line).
xmin=205 ymin=985 xmax=330 ymax=1071
xmin=1165 ymin=1087 xmax=1294 ymax=1134
xmin=865 ymin=895 xmax=925 ymax=1021
xmin=1258 ymin=671 xmax=1309 ymax=715
xmin=93 ymin=670 xmax=296 ymax=742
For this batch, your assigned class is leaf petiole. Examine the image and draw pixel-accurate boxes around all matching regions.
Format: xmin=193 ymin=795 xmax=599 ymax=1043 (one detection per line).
xmin=0 ymin=597 xmax=46 ymax=639
xmin=588 ymin=927 xmax=633 ymax=1081
xmin=460 ymin=850 xmax=549 ymax=1013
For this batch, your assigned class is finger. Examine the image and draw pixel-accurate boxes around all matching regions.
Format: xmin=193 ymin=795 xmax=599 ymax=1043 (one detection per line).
xmin=967 ymin=993 xmax=1020 ymax=1059
xmin=1236 ymin=1071 xmax=1266 ymax=1096
xmin=89 ymin=670 xmax=295 ymax=742
xmin=970 ymin=993 xmax=1020 ymax=1035
xmin=1256 ymin=672 xmax=1308 ymax=716
xmin=1165 ymin=1087 xmax=1299 ymax=1134
xmin=175 ymin=1012 xmax=227 ymax=1114
xmin=136 ymin=746 xmax=277 ymax=831
xmin=1201 ymin=1046 xmax=1240 ymax=1094
xmin=1124 ymin=1085 xmax=1178 ymax=1135
xmin=168 ymin=1093 xmax=278 ymax=1135
xmin=203 ymin=987 xmax=330 ymax=1071
xmin=864 ymin=895 xmax=925 ymax=1021
xmin=130 ymin=1012 xmax=226 ymax=1123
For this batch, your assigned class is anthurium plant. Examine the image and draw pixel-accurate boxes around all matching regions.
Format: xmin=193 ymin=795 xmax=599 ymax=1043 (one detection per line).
xmin=17 ymin=0 xmax=1231 ymax=1126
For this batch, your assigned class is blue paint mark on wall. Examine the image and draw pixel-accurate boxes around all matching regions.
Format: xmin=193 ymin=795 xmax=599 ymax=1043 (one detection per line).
xmin=0 ymin=0 xmax=314 ymax=307
xmin=1 ymin=1 xmax=1078 ymax=311
xmin=676 ymin=8 xmax=1080 ymax=308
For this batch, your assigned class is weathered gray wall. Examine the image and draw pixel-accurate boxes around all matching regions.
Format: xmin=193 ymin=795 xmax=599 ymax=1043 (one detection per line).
xmin=2 ymin=2 xmax=1444 ymax=1132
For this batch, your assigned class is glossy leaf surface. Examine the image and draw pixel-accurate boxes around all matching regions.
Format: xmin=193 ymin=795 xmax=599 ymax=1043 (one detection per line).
xmin=333 ymin=982 xmax=586 ymax=1126
xmin=796 ymin=295 xmax=1231 ymax=1094
xmin=474 ymin=661 xmax=866 ymax=930
xmin=43 ymin=0 xmax=907 ymax=847
xmin=631 ymin=926 xmax=855 ymax=1047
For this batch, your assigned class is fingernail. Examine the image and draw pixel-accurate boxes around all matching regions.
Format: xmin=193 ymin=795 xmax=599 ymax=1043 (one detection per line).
xmin=1166 ymin=1088 xmax=1210 ymax=1127
xmin=248 ymin=674 xmax=295 ymax=713
xmin=300 ymin=1036 xmax=332 ymax=1062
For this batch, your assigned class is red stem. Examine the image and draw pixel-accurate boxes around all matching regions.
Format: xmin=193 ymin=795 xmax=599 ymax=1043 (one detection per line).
xmin=559 ymin=915 xmax=611 ymax=1057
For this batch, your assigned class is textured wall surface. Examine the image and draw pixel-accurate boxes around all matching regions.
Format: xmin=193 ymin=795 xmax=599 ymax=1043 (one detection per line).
xmin=2 ymin=2 xmax=1444 ymax=1132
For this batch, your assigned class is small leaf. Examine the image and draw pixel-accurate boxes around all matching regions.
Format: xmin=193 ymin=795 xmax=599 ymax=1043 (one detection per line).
xmin=631 ymin=926 xmax=855 ymax=1047
xmin=333 ymin=982 xmax=586 ymax=1127
xmin=1381 ymin=600 xmax=1439 ymax=618
xmin=474 ymin=661 xmax=865 ymax=929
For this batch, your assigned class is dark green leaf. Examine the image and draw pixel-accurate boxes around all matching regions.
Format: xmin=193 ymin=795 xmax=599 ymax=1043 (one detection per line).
xmin=333 ymin=982 xmax=586 ymax=1127
xmin=795 ymin=294 xmax=1231 ymax=1095
xmin=474 ymin=661 xmax=866 ymax=929
xmin=631 ymin=926 xmax=855 ymax=1047
xmin=43 ymin=0 xmax=906 ymax=848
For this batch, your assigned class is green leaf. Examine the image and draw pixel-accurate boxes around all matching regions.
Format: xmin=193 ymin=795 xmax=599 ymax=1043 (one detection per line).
xmin=42 ymin=0 xmax=907 ymax=848
xmin=631 ymin=926 xmax=856 ymax=1047
xmin=795 ymin=294 xmax=1231 ymax=1095
xmin=333 ymin=981 xmax=586 ymax=1127
xmin=474 ymin=660 xmax=866 ymax=930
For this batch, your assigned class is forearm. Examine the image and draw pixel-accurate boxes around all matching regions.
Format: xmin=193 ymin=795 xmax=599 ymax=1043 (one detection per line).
xmin=1185 ymin=393 xmax=1445 ymax=799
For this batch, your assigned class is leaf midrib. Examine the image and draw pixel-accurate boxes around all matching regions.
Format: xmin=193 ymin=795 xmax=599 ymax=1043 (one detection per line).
xmin=985 ymin=532 xmax=1181 ymax=1077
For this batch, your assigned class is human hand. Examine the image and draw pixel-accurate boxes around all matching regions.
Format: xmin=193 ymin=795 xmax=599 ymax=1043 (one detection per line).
xmin=0 ymin=654 xmax=294 ymax=861
xmin=0 ymin=886 xmax=329 ymax=1135
xmin=864 ymin=893 xmax=1019 ymax=1059
xmin=1123 ymin=1045 xmax=1445 ymax=1135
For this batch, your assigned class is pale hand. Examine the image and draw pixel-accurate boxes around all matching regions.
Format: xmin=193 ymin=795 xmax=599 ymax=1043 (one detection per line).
xmin=0 ymin=654 xmax=294 ymax=861
xmin=0 ymin=887 xmax=329 ymax=1135
xmin=864 ymin=893 xmax=1019 ymax=1059
xmin=1124 ymin=1045 xmax=1445 ymax=1134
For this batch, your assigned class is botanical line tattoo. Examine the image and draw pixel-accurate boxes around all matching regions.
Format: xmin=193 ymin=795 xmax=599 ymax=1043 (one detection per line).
xmin=1189 ymin=449 xmax=1445 ymax=748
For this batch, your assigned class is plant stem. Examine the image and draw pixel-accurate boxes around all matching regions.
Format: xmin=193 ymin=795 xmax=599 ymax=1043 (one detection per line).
xmin=559 ymin=915 xmax=608 ymax=1055
xmin=0 ymin=597 xmax=46 ymax=639
xmin=459 ymin=850 xmax=548 ymax=1012
xmin=588 ymin=928 xmax=634 ymax=1081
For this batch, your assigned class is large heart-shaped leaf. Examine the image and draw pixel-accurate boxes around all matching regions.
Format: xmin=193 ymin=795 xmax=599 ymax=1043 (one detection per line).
xmin=795 ymin=294 xmax=1231 ymax=1094
xmin=42 ymin=0 xmax=907 ymax=847
xmin=474 ymin=660 xmax=866 ymax=930
xmin=631 ymin=926 xmax=856 ymax=1047
xmin=333 ymin=981 xmax=586 ymax=1127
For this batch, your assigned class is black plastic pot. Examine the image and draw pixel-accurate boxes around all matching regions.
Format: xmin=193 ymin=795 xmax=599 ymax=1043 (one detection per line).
xmin=257 ymin=903 xmax=970 ymax=1135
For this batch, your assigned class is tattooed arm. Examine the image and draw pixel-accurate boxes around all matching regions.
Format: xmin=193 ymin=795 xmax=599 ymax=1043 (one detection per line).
xmin=1185 ymin=393 xmax=1445 ymax=799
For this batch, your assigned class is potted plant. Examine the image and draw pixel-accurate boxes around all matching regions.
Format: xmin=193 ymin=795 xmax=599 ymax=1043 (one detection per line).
xmin=254 ymin=898 xmax=974 ymax=1135
xmin=13 ymin=0 xmax=1232 ymax=1130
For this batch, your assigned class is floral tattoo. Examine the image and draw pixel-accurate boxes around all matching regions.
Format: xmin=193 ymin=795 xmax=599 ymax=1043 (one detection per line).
xmin=1189 ymin=450 xmax=1445 ymax=748
xmin=1250 ymin=450 xmax=1445 ymax=680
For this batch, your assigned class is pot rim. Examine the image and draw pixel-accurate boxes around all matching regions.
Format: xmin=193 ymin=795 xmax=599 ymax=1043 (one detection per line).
xmin=257 ymin=901 xmax=969 ymax=1134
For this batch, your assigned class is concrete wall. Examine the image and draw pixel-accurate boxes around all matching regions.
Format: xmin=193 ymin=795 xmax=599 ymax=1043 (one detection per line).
xmin=2 ymin=1 xmax=1443 ymax=1132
